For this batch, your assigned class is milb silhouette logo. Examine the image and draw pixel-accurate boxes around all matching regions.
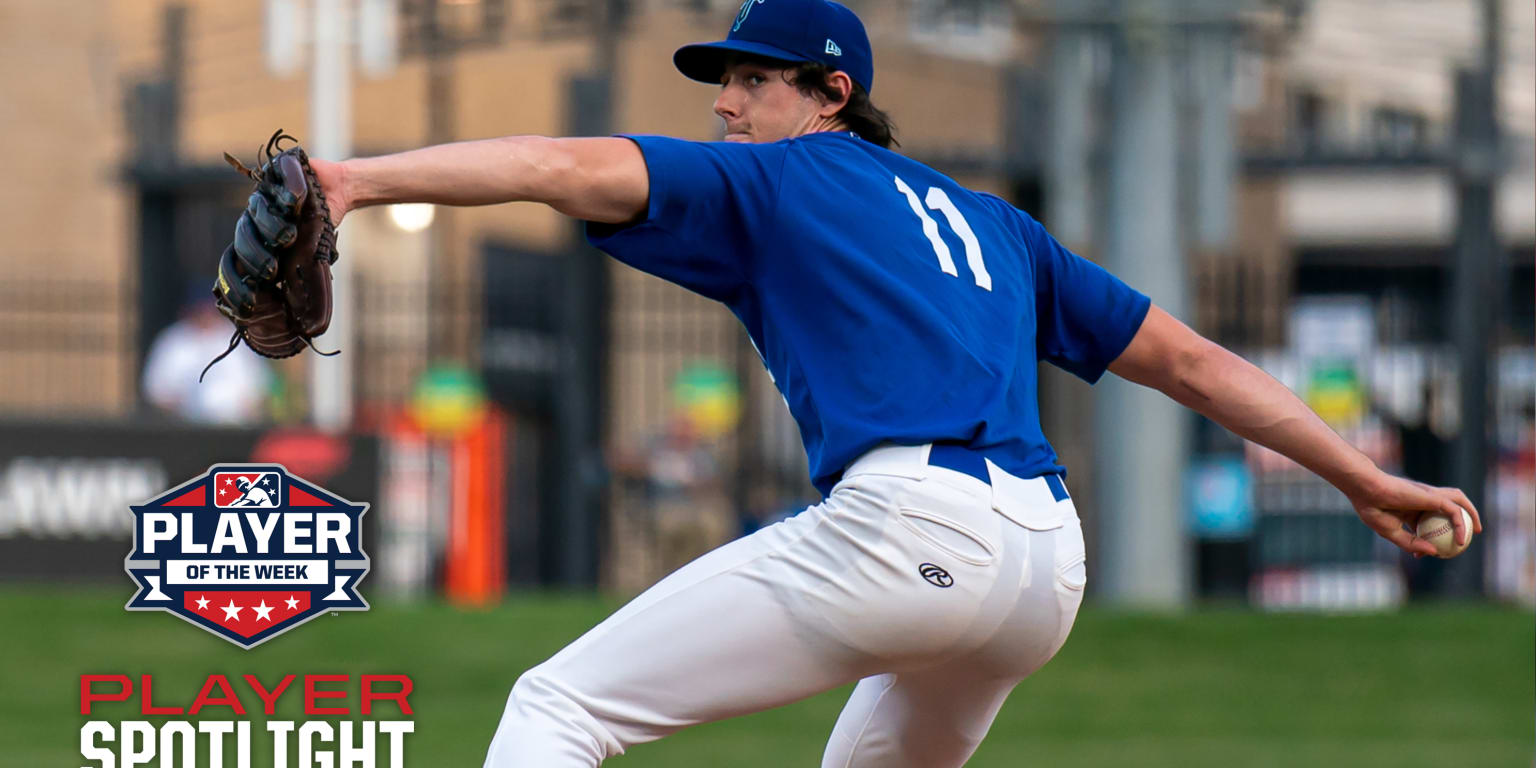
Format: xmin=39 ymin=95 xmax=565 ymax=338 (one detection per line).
xmin=124 ymin=464 xmax=369 ymax=649
xmin=214 ymin=470 xmax=280 ymax=508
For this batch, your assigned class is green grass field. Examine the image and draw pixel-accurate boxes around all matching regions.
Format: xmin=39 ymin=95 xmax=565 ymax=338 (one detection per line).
xmin=3 ymin=587 xmax=1530 ymax=767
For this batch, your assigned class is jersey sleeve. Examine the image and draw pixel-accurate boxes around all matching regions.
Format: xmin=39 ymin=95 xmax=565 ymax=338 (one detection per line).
xmin=1021 ymin=211 xmax=1151 ymax=383
xmin=585 ymin=135 xmax=788 ymax=302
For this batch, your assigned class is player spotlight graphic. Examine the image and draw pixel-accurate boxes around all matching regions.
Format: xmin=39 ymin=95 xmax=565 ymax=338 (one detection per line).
xmin=124 ymin=464 xmax=369 ymax=649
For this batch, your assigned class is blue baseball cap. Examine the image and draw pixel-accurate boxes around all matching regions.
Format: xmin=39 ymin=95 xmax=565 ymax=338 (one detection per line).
xmin=674 ymin=0 xmax=874 ymax=93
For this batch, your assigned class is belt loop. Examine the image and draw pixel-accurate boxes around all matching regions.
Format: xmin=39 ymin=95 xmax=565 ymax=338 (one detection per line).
xmin=1044 ymin=474 xmax=1069 ymax=502
xmin=984 ymin=458 xmax=1070 ymax=531
xmin=917 ymin=441 xmax=934 ymax=471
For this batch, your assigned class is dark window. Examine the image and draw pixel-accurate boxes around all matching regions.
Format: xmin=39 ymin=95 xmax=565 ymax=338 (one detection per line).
xmin=1292 ymin=90 xmax=1328 ymax=150
xmin=1370 ymin=106 xmax=1429 ymax=155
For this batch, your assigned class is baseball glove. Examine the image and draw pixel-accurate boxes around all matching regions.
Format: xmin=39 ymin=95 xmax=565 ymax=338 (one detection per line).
xmin=201 ymin=130 xmax=340 ymax=381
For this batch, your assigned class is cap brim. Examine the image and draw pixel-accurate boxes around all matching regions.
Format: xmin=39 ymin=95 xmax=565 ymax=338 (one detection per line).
xmin=673 ymin=40 xmax=810 ymax=85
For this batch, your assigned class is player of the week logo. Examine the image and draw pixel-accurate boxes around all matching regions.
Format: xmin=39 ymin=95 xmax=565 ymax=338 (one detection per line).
xmin=124 ymin=465 xmax=369 ymax=648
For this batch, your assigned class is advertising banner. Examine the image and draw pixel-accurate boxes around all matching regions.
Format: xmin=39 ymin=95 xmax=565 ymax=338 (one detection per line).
xmin=0 ymin=422 xmax=378 ymax=581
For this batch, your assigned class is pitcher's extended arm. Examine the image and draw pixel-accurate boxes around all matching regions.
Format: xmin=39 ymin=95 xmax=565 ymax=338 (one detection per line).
xmin=310 ymin=136 xmax=650 ymax=226
xmin=1109 ymin=305 xmax=1480 ymax=555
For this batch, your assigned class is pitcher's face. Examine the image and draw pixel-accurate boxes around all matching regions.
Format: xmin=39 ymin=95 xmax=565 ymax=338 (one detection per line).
xmin=713 ymin=61 xmax=825 ymax=144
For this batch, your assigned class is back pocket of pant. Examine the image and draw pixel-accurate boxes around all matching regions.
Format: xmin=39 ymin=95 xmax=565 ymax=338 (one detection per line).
xmin=897 ymin=509 xmax=996 ymax=566
xmin=1056 ymin=551 xmax=1087 ymax=591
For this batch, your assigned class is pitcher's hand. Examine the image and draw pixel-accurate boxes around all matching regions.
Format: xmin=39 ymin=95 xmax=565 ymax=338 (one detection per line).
xmin=1347 ymin=472 xmax=1482 ymax=558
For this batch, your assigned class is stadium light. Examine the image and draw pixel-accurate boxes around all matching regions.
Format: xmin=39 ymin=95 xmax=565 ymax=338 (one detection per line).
xmin=388 ymin=203 xmax=435 ymax=233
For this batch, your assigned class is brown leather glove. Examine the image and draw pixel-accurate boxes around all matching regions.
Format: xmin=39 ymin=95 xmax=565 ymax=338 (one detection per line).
xmin=203 ymin=130 xmax=340 ymax=381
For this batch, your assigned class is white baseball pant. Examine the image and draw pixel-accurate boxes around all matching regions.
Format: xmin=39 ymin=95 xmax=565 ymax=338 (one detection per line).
xmin=483 ymin=443 xmax=1087 ymax=767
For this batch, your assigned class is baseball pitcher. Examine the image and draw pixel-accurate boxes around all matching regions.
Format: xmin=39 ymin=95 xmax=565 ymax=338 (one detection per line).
xmin=218 ymin=1 xmax=1481 ymax=765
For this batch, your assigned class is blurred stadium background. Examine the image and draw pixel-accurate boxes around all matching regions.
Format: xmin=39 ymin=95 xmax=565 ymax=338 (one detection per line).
xmin=1 ymin=0 xmax=1533 ymax=765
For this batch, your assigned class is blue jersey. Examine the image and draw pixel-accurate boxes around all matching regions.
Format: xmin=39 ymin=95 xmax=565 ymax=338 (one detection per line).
xmin=588 ymin=132 xmax=1151 ymax=497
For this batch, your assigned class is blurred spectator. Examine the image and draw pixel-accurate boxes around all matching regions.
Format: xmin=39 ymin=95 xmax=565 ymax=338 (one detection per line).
xmin=641 ymin=417 xmax=731 ymax=570
xmin=142 ymin=287 xmax=272 ymax=425
xmin=609 ymin=413 xmax=734 ymax=581
xmin=1398 ymin=377 xmax=1452 ymax=488
xmin=1391 ymin=376 xmax=1454 ymax=598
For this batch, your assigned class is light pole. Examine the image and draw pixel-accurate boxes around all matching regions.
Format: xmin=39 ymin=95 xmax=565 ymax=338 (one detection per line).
xmin=308 ymin=0 xmax=356 ymax=431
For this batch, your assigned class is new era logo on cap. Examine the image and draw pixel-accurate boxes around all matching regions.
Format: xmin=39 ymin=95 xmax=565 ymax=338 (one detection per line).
xmin=825 ymin=39 xmax=841 ymax=56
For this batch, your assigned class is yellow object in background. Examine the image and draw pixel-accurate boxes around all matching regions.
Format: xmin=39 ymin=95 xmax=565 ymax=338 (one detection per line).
xmin=673 ymin=363 xmax=741 ymax=439
xmin=1304 ymin=361 xmax=1365 ymax=428
xmin=411 ymin=365 xmax=490 ymax=437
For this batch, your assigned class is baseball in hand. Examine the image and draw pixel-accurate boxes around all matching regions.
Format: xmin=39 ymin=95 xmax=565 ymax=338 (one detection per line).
xmin=1415 ymin=508 xmax=1473 ymax=558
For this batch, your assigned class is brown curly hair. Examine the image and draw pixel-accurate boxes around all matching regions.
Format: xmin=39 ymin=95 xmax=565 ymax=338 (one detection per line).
xmin=783 ymin=62 xmax=899 ymax=149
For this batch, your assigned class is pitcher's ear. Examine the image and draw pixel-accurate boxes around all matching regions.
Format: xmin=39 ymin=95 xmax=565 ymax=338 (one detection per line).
xmin=820 ymin=70 xmax=854 ymax=117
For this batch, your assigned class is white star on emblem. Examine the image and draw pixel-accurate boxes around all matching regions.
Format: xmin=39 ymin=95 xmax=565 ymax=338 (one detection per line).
xmin=263 ymin=476 xmax=273 ymax=487
xmin=284 ymin=595 xmax=300 ymax=610
xmin=195 ymin=595 xmax=210 ymax=611
xmin=218 ymin=487 xmax=228 ymax=497
xmin=220 ymin=600 xmax=243 ymax=621
xmin=224 ymin=477 xmax=232 ymax=486
xmin=252 ymin=600 xmax=275 ymax=622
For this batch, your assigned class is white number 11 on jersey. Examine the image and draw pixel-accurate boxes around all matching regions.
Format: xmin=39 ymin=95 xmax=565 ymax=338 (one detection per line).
xmin=894 ymin=175 xmax=992 ymax=291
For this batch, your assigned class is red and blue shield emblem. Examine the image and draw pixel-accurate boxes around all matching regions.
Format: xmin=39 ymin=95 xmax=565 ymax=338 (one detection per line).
xmin=125 ymin=464 xmax=369 ymax=648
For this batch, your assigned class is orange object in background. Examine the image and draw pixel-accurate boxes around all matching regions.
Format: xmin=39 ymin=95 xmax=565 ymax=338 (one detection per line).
xmin=444 ymin=409 xmax=509 ymax=606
